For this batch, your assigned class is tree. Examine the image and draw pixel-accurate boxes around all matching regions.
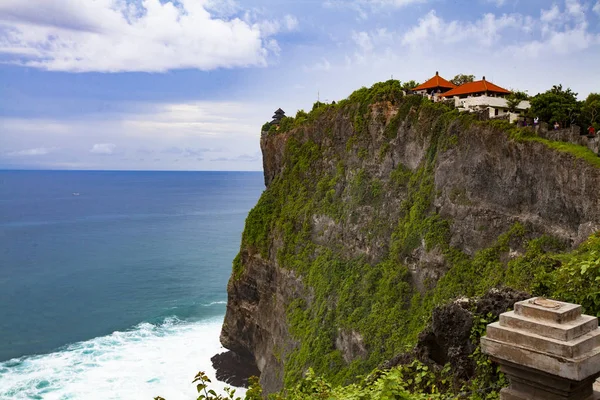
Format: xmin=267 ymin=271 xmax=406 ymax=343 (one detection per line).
xmin=510 ymin=90 xmax=529 ymax=101
xmin=506 ymin=96 xmax=521 ymax=114
xmin=401 ymin=80 xmax=419 ymax=91
xmin=582 ymin=93 xmax=600 ymax=128
xmin=450 ymin=74 xmax=475 ymax=86
xmin=506 ymin=91 xmax=529 ymax=113
xmin=155 ymin=371 xmax=243 ymax=400
xmin=530 ymin=84 xmax=580 ymax=127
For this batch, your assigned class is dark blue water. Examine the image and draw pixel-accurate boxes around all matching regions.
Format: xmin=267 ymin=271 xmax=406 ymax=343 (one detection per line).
xmin=0 ymin=170 xmax=263 ymax=399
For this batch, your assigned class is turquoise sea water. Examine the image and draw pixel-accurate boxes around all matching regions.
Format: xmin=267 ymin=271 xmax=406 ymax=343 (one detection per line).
xmin=0 ymin=170 xmax=263 ymax=399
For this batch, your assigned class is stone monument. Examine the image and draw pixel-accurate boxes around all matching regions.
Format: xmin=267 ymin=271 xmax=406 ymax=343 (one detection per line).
xmin=481 ymin=297 xmax=600 ymax=400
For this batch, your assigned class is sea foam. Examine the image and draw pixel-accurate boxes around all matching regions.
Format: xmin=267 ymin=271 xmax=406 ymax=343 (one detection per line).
xmin=0 ymin=317 xmax=243 ymax=400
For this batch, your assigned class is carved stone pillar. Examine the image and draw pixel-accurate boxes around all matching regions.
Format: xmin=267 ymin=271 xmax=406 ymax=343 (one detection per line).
xmin=481 ymin=297 xmax=600 ymax=400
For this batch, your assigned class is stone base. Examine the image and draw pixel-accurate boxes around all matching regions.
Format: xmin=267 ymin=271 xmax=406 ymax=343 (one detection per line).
xmin=483 ymin=298 xmax=600 ymax=400
xmin=501 ymin=388 xmax=600 ymax=400
xmin=496 ymin=359 xmax=600 ymax=400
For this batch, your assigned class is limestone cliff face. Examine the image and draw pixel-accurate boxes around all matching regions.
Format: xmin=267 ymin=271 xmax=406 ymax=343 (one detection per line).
xmin=435 ymin=127 xmax=600 ymax=252
xmin=219 ymin=96 xmax=600 ymax=394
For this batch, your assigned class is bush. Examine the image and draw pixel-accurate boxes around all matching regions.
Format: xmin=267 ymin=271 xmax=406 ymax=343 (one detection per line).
xmin=533 ymin=232 xmax=600 ymax=317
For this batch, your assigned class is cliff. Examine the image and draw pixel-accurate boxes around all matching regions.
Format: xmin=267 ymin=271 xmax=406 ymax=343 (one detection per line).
xmin=217 ymin=82 xmax=600 ymax=394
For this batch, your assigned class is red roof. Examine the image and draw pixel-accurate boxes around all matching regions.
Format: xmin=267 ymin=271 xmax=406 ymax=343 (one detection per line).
xmin=412 ymin=72 xmax=456 ymax=91
xmin=440 ymin=79 xmax=510 ymax=97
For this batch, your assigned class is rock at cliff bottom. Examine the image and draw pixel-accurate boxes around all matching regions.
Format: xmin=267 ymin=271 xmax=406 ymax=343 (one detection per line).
xmin=383 ymin=288 xmax=530 ymax=380
xmin=211 ymin=351 xmax=261 ymax=388
xmin=420 ymin=288 xmax=530 ymax=379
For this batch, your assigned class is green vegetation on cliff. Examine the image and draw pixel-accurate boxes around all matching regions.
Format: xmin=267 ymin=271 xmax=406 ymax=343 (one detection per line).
xmin=482 ymin=119 xmax=600 ymax=168
xmin=235 ymin=81 xmax=600 ymax=399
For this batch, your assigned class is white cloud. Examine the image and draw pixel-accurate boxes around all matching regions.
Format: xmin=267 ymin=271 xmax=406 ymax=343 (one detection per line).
xmin=346 ymin=29 xmax=394 ymax=65
xmin=0 ymin=0 xmax=104 ymax=32
xmin=255 ymin=14 xmax=299 ymax=37
xmin=368 ymin=0 xmax=426 ymax=7
xmin=6 ymin=147 xmax=58 ymax=156
xmin=159 ymin=147 xmax=213 ymax=157
xmin=541 ymin=0 xmax=586 ymax=36
xmin=0 ymin=119 xmax=74 ymax=135
xmin=396 ymin=0 xmax=600 ymax=57
xmin=401 ymin=10 xmax=522 ymax=48
xmin=283 ymin=15 xmax=299 ymax=31
xmin=304 ymin=58 xmax=332 ymax=71
xmin=400 ymin=11 xmax=440 ymax=47
xmin=210 ymin=153 xmax=260 ymax=162
xmin=509 ymin=26 xmax=596 ymax=57
xmin=0 ymin=100 xmax=269 ymax=170
xmin=122 ymin=102 xmax=261 ymax=139
xmin=324 ymin=0 xmax=425 ymax=19
xmin=507 ymin=0 xmax=599 ymax=57
xmin=594 ymin=1 xmax=600 ymax=15
xmin=90 ymin=143 xmax=116 ymax=154
xmin=352 ymin=31 xmax=374 ymax=52
xmin=565 ymin=0 xmax=585 ymax=18
xmin=205 ymin=0 xmax=240 ymax=17
xmin=0 ymin=0 xmax=297 ymax=72
xmin=484 ymin=0 xmax=507 ymax=6
xmin=541 ymin=4 xmax=561 ymax=23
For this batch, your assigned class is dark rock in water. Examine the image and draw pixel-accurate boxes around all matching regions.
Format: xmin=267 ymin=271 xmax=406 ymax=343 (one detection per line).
xmin=211 ymin=351 xmax=260 ymax=388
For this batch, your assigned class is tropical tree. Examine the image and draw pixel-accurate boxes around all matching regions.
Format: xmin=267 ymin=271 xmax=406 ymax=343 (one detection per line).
xmin=530 ymin=85 xmax=580 ymax=127
xmin=450 ymin=74 xmax=475 ymax=86
xmin=582 ymin=93 xmax=600 ymax=128
xmin=401 ymin=80 xmax=420 ymax=91
xmin=506 ymin=91 xmax=529 ymax=113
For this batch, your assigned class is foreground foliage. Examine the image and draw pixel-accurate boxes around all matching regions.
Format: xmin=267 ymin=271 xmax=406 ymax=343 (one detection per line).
xmin=534 ymin=233 xmax=600 ymax=317
xmin=154 ymin=371 xmax=245 ymax=400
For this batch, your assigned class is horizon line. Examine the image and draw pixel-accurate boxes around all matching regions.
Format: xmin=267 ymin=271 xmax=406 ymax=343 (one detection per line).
xmin=0 ymin=168 xmax=264 ymax=173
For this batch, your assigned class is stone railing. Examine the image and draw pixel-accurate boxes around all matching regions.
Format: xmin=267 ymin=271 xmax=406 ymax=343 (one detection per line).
xmin=536 ymin=123 xmax=599 ymax=155
xmin=481 ymin=297 xmax=600 ymax=399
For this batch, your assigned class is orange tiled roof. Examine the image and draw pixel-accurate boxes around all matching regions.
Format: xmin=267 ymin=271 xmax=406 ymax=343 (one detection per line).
xmin=412 ymin=72 xmax=456 ymax=91
xmin=440 ymin=79 xmax=510 ymax=97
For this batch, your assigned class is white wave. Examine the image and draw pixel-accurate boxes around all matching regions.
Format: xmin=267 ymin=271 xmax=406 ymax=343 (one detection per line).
xmin=0 ymin=317 xmax=245 ymax=400
xmin=203 ymin=301 xmax=227 ymax=307
xmin=0 ymin=209 xmax=250 ymax=229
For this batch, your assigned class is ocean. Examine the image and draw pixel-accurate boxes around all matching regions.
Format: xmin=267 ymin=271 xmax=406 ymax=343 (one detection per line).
xmin=0 ymin=170 xmax=264 ymax=399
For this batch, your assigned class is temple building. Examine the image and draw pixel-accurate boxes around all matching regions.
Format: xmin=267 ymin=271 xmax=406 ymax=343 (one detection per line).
xmin=412 ymin=71 xmax=456 ymax=101
xmin=440 ymin=76 xmax=510 ymax=99
xmin=271 ymin=108 xmax=285 ymax=126
xmin=440 ymin=77 xmax=530 ymax=122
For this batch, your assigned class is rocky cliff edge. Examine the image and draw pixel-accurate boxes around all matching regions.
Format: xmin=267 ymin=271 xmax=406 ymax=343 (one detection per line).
xmin=217 ymin=88 xmax=600 ymax=394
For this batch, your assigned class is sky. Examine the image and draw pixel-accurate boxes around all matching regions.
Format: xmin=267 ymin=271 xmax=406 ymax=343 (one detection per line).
xmin=0 ymin=0 xmax=599 ymax=171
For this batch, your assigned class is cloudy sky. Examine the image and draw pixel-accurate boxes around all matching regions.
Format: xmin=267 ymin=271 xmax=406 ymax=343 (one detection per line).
xmin=1 ymin=0 xmax=599 ymax=171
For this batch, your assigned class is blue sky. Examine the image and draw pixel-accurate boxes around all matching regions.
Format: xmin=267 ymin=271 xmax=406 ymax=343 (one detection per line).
xmin=1 ymin=0 xmax=599 ymax=171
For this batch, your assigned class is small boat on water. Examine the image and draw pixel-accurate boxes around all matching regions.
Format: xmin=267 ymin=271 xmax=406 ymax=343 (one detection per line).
xmin=72 ymin=192 xmax=80 ymax=196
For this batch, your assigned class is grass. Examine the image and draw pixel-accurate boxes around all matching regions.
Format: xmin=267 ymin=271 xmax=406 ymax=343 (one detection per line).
xmin=482 ymin=119 xmax=600 ymax=169
xmin=529 ymin=137 xmax=600 ymax=168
